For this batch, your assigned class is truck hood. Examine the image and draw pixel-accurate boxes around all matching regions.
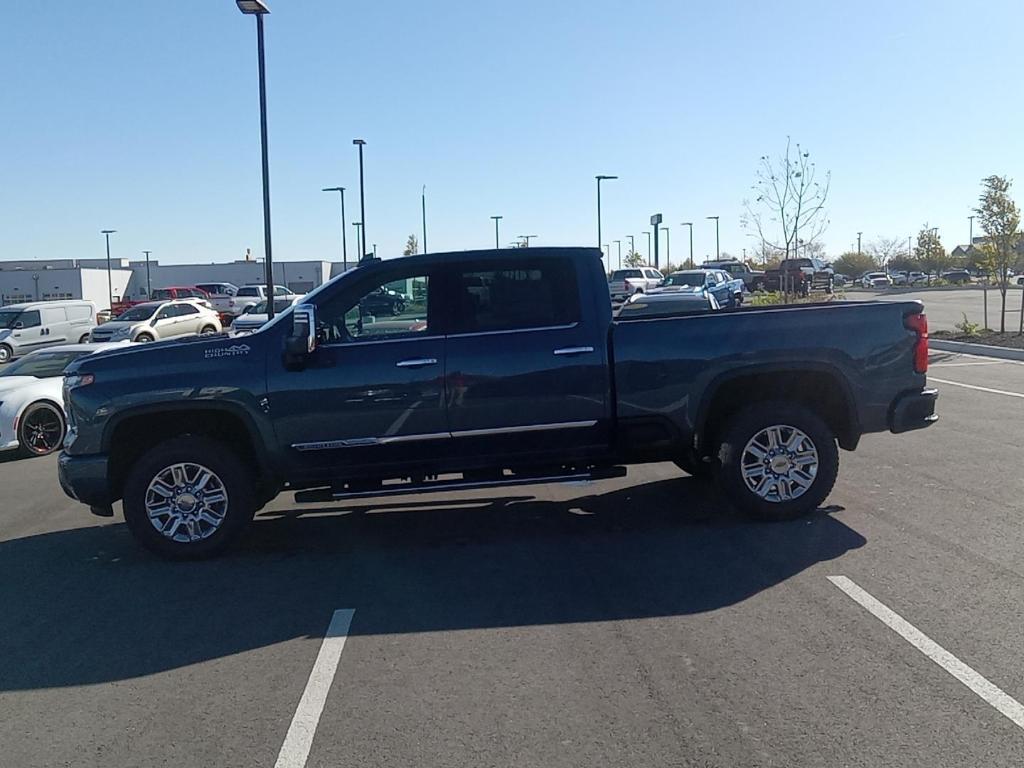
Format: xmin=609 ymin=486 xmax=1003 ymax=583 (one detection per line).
xmin=64 ymin=330 xmax=242 ymax=374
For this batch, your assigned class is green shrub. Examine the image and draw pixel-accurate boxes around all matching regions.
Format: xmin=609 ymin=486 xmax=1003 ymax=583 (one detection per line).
xmin=954 ymin=312 xmax=980 ymax=337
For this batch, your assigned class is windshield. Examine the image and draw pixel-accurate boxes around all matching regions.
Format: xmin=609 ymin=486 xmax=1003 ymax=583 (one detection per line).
xmin=0 ymin=350 xmax=85 ymax=378
xmin=115 ymin=304 xmax=157 ymax=321
xmin=663 ymin=272 xmax=706 ymax=287
xmin=0 ymin=309 xmax=22 ymax=329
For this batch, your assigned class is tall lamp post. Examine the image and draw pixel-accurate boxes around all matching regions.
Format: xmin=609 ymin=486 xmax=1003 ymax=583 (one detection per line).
xmin=421 ymin=185 xmax=428 ymax=254
xmin=627 ymin=234 xmax=635 ymax=261
xmin=857 ymin=231 xmax=862 ymax=257
xmin=660 ymin=226 xmax=670 ymax=267
xmin=643 ymin=231 xmax=651 ymax=263
xmin=353 ymin=222 xmax=362 ymax=259
xmin=595 ymin=174 xmax=618 ymax=253
xmin=491 ymin=216 xmax=503 ymax=249
xmin=101 ymin=230 xmax=116 ymax=310
xmin=968 ymin=215 xmax=975 ymax=248
xmin=681 ymin=222 xmax=694 ymax=267
xmin=142 ymin=250 xmax=152 ymax=298
xmin=353 ymin=138 xmax=367 ymax=257
xmin=613 ymin=239 xmax=622 ymax=269
xmin=706 ymin=215 xmax=720 ymax=260
xmin=236 ymin=0 xmax=276 ymax=319
xmin=322 ymin=186 xmax=348 ymax=270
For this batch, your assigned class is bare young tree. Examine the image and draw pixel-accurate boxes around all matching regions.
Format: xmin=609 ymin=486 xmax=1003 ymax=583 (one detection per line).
xmin=403 ymin=234 xmax=419 ymax=256
xmin=866 ymin=237 xmax=905 ymax=271
xmin=742 ymin=138 xmax=831 ymax=296
xmin=974 ymin=175 xmax=1021 ymax=333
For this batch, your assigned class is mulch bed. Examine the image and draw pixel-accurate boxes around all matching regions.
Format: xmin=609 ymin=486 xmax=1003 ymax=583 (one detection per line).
xmin=932 ymin=329 xmax=1024 ymax=349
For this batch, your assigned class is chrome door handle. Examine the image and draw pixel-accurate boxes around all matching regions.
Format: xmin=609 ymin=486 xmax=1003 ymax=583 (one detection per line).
xmin=395 ymin=358 xmax=438 ymax=368
xmin=553 ymin=346 xmax=594 ymax=356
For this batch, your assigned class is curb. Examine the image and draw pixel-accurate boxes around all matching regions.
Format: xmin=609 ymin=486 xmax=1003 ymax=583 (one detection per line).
xmin=930 ymin=338 xmax=1024 ymax=361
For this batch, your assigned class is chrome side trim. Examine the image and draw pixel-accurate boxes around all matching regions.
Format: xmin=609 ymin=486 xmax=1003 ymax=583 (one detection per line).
xmin=451 ymin=420 xmax=597 ymax=438
xmin=292 ymin=431 xmax=450 ymax=452
xmin=291 ymin=421 xmax=597 ymax=451
xmin=445 ymin=322 xmax=578 ymax=339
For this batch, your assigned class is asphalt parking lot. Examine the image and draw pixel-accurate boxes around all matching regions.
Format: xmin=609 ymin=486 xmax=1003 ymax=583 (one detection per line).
xmin=3 ymin=350 xmax=1024 ymax=767
xmin=860 ymin=284 xmax=1024 ymax=331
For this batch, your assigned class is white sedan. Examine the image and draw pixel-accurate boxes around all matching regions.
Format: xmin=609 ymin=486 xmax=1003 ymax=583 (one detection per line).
xmin=0 ymin=343 xmax=129 ymax=457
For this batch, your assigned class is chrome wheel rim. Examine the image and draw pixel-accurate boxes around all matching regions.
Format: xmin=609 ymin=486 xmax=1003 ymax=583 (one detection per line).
xmin=0 ymin=346 xmax=10 ymax=363
xmin=22 ymin=406 xmax=64 ymax=455
xmin=145 ymin=462 xmax=229 ymax=542
xmin=741 ymin=424 xmax=818 ymax=503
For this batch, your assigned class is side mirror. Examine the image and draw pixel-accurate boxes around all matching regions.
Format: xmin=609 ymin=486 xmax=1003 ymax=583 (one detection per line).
xmin=12 ymin=321 xmax=23 ymax=330
xmin=285 ymin=303 xmax=317 ymax=365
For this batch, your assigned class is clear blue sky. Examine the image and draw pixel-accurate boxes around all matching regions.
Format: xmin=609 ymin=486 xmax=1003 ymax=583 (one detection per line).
xmin=2 ymin=0 xmax=1021 ymax=267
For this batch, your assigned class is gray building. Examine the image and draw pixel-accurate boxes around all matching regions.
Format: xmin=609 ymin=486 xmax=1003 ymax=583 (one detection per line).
xmin=121 ymin=259 xmax=333 ymax=301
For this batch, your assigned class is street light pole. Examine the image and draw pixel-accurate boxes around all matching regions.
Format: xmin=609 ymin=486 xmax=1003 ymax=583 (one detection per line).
xmin=627 ymin=234 xmax=635 ymax=258
xmin=661 ymin=226 xmax=670 ymax=267
xmin=101 ymin=230 xmax=116 ymax=309
xmin=643 ymin=231 xmax=651 ymax=263
xmin=614 ymin=240 xmax=621 ymax=269
xmin=322 ymin=187 xmax=348 ymax=270
xmin=968 ymin=215 xmax=975 ymax=248
xmin=518 ymin=234 xmax=537 ymax=247
xmin=706 ymin=216 xmax=720 ymax=260
xmin=142 ymin=250 xmax=152 ymax=298
xmin=857 ymin=231 xmax=862 ymax=257
xmin=681 ymin=222 xmax=694 ymax=267
xmin=491 ymin=216 xmax=503 ymax=249
xmin=595 ymin=175 xmax=618 ymax=253
xmin=353 ymin=138 xmax=367 ymax=257
xmin=236 ymin=0 xmax=276 ymax=319
xmin=422 ymin=185 xmax=428 ymax=254
xmin=353 ymin=222 xmax=362 ymax=259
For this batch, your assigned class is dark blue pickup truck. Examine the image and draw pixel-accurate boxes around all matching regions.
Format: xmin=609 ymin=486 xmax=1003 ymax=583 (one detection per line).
xmin=59 ymin=247 xmax=937 ymax=557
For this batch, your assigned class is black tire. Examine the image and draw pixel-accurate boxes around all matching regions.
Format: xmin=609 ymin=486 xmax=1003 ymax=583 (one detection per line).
xmin=715 ymin=401 xmax=838 ymax=522
xmin=392 ymin=301 xmax=405 ymax=316
xmin=18 ymin=401 xmax=66 ymax=457
xmin=78 ymin=333 xmax=91 ymax=344
xmin=199 ymin=325 xmax=217 ymax=335
xmin=825 ymin=277 xmax=834 ymax=295
xmin=135 ymin=333 xmax=154 ymax=343
xmin=122 ymin=436 xmax=257 ymax=559
xmin=0 ymin=344 xmax=11 ymax=364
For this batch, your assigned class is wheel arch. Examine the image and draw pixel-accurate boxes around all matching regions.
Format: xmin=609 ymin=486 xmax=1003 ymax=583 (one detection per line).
xmin=694 ymin=364 xmax=860 ymax=456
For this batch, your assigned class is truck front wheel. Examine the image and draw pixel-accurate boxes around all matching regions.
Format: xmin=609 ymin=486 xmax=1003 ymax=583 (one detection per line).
xmin=715 ymin=401 xmax=838 ymax=522
xmin=122 ymin=436 xmax=256 ymax=558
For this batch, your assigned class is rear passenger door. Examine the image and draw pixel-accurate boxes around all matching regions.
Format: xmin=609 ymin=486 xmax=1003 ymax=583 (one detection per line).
xmin=442 ymin=255 xmax=611 ymax=463
xmin=39 ymin=306 xmax=69 ymax=345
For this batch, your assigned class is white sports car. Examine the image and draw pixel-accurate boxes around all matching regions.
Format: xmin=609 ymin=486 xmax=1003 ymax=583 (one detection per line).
xmin=0 ymin=343 xmax=129 ymax=457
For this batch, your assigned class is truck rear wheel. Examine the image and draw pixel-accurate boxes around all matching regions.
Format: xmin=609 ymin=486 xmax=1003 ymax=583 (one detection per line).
xmin=715 ymin=401 xmax=838 ymax=522
xmin=122 ymin=436 xmax=256 ymax=558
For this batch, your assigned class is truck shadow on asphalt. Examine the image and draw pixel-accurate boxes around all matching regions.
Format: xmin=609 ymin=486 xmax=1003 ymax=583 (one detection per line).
xmin=0 ymin=477 xmax=862 ymax=691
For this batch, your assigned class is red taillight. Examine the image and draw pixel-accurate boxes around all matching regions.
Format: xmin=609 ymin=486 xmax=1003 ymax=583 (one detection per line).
xmin=905 ymin=312 xmax=928 ymax=374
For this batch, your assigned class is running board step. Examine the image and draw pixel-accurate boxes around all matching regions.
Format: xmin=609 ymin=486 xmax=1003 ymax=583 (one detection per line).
xmin=293 ymin=466 xmax=627 ymax=504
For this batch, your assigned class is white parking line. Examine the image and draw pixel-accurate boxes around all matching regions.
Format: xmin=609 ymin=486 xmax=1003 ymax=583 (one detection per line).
xmin=275 ymin=609 xmax=355 ymax=768
xmin=929 ymin=377 xmax=1024 ymax=400
xmin=930 ymin=361 xmax=1009 ymax=367
xmin=828 ymin=576 xmax=1024 ymax=731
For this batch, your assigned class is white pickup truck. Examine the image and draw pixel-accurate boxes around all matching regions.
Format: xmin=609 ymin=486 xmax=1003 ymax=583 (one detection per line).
xmin=608 ymin=267 xmax=664 ymax=301
xmin=226 ymin=284 xmax=300 ymax=317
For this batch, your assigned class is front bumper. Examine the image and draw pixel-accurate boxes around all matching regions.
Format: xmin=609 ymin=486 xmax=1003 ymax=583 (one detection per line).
xmin=58 ymin=451 xmax=113 ymax=507
xmin=889 ymin=388 xmax=939 ymax=434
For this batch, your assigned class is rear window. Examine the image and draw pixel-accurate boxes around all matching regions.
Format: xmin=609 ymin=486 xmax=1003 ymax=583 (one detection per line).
xmin=611 ymin=270 xmax=642 ymax=280
xmin=151 ymin=289 xmax=173 ymax=300
xmin=237 ymin=287 xmax=260 ymax=297
xmin=451 ymin=258 xmax=580 ymax=334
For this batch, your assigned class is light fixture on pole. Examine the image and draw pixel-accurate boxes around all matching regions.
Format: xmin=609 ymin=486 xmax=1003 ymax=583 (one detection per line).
xmin=490 ymin=216 xmax=503 ymax=249
xmin=706 ymin=215 xmax=720 ymax=260
xmin=519 ymin=234 xmax=537 ymax=247
xmin=353 ymin=138 xmax=367 ymax=257
xmin=595 ymin=174 xmax=618 ymax=252
xmin=236 ymin=0 xmax=276 ymax=318
xmin=101 ymin=230 xmax=116 ymax=310
xmin=681 ymin=222 xmax=694 ymax=267
xmin=322 ymin=187 xmax=348 ymax=270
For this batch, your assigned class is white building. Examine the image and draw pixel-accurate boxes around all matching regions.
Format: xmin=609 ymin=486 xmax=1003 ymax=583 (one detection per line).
xmin=0 ymin=264 xmax=132 ymax=309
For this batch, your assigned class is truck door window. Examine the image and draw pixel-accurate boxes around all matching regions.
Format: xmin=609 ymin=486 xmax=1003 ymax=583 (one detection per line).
xmin=450 ymin=258 xmax=580 ymax=334
xmin=317 ymin=272 xmax=430 ymax=343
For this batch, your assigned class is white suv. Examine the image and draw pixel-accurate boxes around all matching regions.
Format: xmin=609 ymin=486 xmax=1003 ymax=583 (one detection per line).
xmin=90 ymin=299 xmax=222 ymax=343
xmin=227 ymin=284 xmax=298 ymax=316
